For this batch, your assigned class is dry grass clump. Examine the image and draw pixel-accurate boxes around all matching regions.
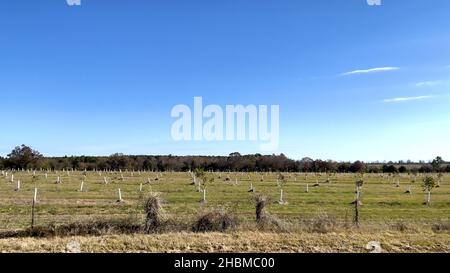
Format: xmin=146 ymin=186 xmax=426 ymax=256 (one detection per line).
xmin=391 ymin=221 xmax=418 ymax=232
xmin=254 ymin=194 xmax=288 ymax=232
xmin=255 ymin=194 xmax=268 ymax=224
xmin=143 ymin=195 xmax=165 ymax=233
xmin=22 ymin=218 xmax=141 ymax=238
xmin=308 ymin=212 xmax=339 ymax=233
xmin=192 ymin=209 xmax=237 ymax=233
xmin=432 ymin=221 xmax=450 ymax=233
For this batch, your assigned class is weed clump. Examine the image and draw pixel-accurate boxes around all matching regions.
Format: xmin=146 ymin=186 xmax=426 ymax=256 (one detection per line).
xmin=254 ymin=195 xmax=288 ymax=231
xmin=192 ymin=210 xmax=237 ymax=232
xmin=432 ymin=221 xmax=450 ymax=233
xmin=23 ymin=218 xmax=141 ymax=238
xmin=143 ymin=195 xmax=164 ymax=233
xmin=391 ymin=221 xmax=417 ymax=232
xmin=309 ymin=212 xmax=338 ymax=233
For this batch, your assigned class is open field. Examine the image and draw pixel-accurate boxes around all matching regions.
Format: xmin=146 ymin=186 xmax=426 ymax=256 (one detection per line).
xmin=0 ymin=171 xmax=449 ymax=252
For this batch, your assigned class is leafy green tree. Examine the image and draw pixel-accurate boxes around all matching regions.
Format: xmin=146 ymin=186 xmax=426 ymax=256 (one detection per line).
xmin=277 ymin=172 xmax=286 ymax=186
xmin=193 ymin=168 xmax=214 ymax=187
xmin=422 ymin=176 xmax=436 ymax=205
xmin=7 ymin=145 xmax=43 ymax=169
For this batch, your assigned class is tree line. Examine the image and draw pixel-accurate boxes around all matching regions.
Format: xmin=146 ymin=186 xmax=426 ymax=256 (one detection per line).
xmin=0 ymin=145 xmax=448 ymax=173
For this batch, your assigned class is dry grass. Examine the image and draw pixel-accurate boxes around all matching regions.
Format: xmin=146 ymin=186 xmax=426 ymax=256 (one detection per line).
xmin=308 ymin=212 xmax=340 ymax=233
xmin=0 ymin=230 xmax=449 ymax=253
xmin=143 ymin=195 xmax=164 ymax=233
xmin=192 ymin=209 xmax=237 ymax=233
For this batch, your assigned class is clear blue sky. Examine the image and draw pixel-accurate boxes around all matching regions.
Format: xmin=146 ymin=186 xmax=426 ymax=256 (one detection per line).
xmin=1 ymin=0 xmax=449 ymax=162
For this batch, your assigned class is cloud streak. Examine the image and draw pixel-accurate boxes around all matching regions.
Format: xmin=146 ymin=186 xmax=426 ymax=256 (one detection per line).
xmin=415 ymin=81 xmax=440 ymax=87
xmin=383 ymin=95 xmax=433 ymax=103
xmin=341 ymin=67 xmax=400 ymax=76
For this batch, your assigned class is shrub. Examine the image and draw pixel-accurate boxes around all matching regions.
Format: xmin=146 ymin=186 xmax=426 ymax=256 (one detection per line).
xmin=432 ymin=222 xmax=450 ymax=233
xmin=192 ymin=210 xmax=236 ymax=232
xmin=309 ymin=212 xmax=338 ymax=233
xmin=391 ymin=221 xmax=416 ymax=232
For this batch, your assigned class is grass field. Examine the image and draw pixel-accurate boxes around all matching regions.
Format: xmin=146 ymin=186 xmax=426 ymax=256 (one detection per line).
xmin=0 ymin=171 xmax=449 ymax=252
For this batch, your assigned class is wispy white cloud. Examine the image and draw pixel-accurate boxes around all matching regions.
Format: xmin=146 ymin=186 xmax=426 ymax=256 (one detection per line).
xmin=341 ymin=67 xmax=400 ymax=76
xmin=383 ymin=95 xmax=433 ymax=103
xmin=415 ymin=81 xmax=440 ymax=87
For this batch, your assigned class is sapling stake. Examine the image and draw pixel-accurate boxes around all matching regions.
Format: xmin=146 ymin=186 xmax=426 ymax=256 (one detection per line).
xmin=31 ymin=188 xmax=37 ymax=229
xmin=202 ymin=188 xmax=206 ymax=203
xmin=248 ymin=182 xmax=255 ymax=192
xmin=404 ymin=185 xmax=412 ymax=194
xmin=117 ymin=188 xmax=123 ymax=202
xmin=279 ymin=189 xmax=287 ymax=205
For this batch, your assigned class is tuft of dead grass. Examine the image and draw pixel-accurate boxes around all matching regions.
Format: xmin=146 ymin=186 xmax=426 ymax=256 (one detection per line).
xmin=308 ymin=212 xmax=339 ymax=234
xmin=192 ymin=209 xmax=237 ymax=233
xmin=143 ymin=195 xmax=164 ymax=233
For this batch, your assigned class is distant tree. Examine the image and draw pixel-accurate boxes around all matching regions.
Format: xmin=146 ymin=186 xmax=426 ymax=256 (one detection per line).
xmin=382 ymin=164 xmax=398 ymax=173
xmin=107 ymin=153 xmax=130 ymax=170
xmin=193 ymin=167 xmax=205 ymax=182
xmin=193 ymin=167 xmax=214 ymax=190
xmin=337 ymin=162 xmax=351 ymax=173
xmin=431 ymin=156 xmax=444 ymax=172
xmin=367 ymin=165 xmax=381 ymax=173
xmin=349 ymin=161 xmax=365 ymax=173
xmin=418 ymin=164 xmax=433 ymax=173
xmin=422 ymin=176 xmax=436 ymax=205
xmin=398 ymin=166 xmax=407 ymax=173
xmin=7 ymin=145 xmax=43 ymax=169
xmin=277 ymin=172 xmax=286 ymax=187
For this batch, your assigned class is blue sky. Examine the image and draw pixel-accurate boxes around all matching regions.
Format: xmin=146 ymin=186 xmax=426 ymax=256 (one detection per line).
xmin=0 ymin=0 xmax=449 ymax=162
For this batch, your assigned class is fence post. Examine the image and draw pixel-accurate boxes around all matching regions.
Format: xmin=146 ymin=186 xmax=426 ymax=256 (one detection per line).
xmin=31 ymin=188 xmax=37 ymax=229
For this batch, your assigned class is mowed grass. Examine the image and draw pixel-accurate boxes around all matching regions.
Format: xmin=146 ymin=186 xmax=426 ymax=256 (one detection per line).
xmin=0 ymin=171 xmax=449 ymax=231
